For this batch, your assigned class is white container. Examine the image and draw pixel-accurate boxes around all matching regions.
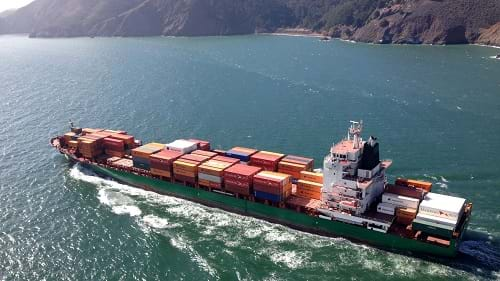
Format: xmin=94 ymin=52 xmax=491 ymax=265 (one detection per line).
xmin=377 ymin=202 xmax=396 ymax=215
xmin=382 ymin=193 xmax=420 ymax=209
xmin=418 ymin=192 xmax=465 ymax=220
xmin=416 ymin=212 xmax=458 ymax=227
xmin=166 ymin=139 xmax=197 ymax=154
xmin=198 ymin=173 xmax=221 ymax=183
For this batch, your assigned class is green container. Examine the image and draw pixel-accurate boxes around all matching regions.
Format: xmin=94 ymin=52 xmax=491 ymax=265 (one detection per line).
xmin=412 ymin=218 xmax=455 ymax=239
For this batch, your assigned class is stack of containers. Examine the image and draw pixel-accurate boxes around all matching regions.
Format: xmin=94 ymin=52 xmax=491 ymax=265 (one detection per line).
xmin=412 ymin=193 xmax=466 ymax=239
xmin=224 ymin=164 xmax=262 ymax=196
xmin=131 ymin=143 xmax=164 ymax=170
xmin=109 ymin=133 xmax=135 ymax=151
xmin=198 ymin=159 xmax=235 ymax=189
xmin=253 ymin=171 xmax=292 ymax=203
xmin=173 ymin=154 xmax=211 ymax=184
xmin=225 ymin=147 xmax=258 ymax=164
xmin=188 ymin=139 xmax=211 ymax=151
xmin=150 ymin=150 xmax=184 ymax=178
xmin=250 ymin=151 xmax=285 ymax=171
xmin=77 ymin=134 xmax=105 ymax=158
xmin=166 ymin=139 xmax=198 ymax=154
xmin=64 ymin=131 xmax=78 ymax=149
xmin=103 ymin=137 xmax=125 ymax=157
xmin=278 ymin=155 xmax=314 ymax=179
xmin=378 ymin=189 xmax=421 ymax=224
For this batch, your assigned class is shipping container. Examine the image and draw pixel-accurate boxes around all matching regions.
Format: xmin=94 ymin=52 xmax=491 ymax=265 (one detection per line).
xmin=412 ymin=219 xmax=455 ymax=239
xmin=278 ymin=161 xmax=308 ymax=179
xmin=131 ymin=144 xmax=163 ymax=159
xmin=191 ymin=150 xmax=218 ymax=158
xmin=250 ymin=151 xmax=285 ymax=171
xmin=377 ymin=202 xmax=396 ymax=215
xmin=150 ymin=168 xmax=171 ymax=178
xmin=225 ymin=147 xmax=258 ymax=162
xmin=68 ymin=140 xmax=78 ymax=149
xmin=299 ymin=171 xmax=323 ymax=184
xmin=180 ymin=153 xmax=212 ymax=163
xmin=253 ymin=171 xmax=292 ymax=199
xmin=396 ymin=178 xmax=433 ymax=192
xmin=166 ymin=139 xmax=197 ymax=154
xmin=418 ymin=192 xmax=466 ymax=221
xmin=281 ymin=155 xmax=314 ymax=170
xmin=382 ymin=193 xmax=420 ymax=209
xmin=64 ymin=132 xmax=76 ymax=142
xmin=296 ymin=180 xmax=322 ymax=200
xmin=212 ymin=155 xmax=240 ymax=165
xmin=109 ymin=134 xmax=135 ymax=148
xmin=386 ymin=184 xmax=425 ymax=200
xmin=187 ymin=139 xmax=211 ymax=151
xmin=105 ymin=149 xmax=125 ymax=158
xmin=150 ymin=150 xmax=183 ymax=171
xmin=254 ymin=190 xmax=283 ymax=203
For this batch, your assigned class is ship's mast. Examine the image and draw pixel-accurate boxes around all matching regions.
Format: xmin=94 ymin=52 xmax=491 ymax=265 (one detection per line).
xmin=348 ymin=120 xmax=363 ymax=149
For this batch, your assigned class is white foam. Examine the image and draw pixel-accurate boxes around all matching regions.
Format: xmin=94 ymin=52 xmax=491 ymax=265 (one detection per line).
xmin=142 ymin=215 xmax=170 ymax=229
xmin=268 ymin=250 xmax=308 ymax=269
xmin=264 ymin=229 xmax=297 ymax=243
xmin=111 ymin=205 xmax=142 ymax=217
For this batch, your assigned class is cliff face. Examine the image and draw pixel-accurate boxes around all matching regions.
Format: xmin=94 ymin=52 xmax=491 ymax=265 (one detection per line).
xmin=349 ymin=0 xmax=500 ymax=45
xmin=0 ymin=0 xmax=499 ymax=46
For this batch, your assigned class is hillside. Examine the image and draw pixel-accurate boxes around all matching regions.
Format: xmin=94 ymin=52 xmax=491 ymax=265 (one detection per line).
xmin=0 ymin=0 xmax=499 ymax=46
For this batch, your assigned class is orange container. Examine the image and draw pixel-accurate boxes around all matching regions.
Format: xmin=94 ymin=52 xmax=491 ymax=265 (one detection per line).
xmin=395 ymin=178 xmax=432 ymax=192
xmin=150 ymin=168 xmax=171 ymax=178
xmin=278 ymin=161 xmax=308 ymax=178
xmin=300 ymin=171 xmax=323 ymax=184
xmin=191 ymin=150 xmax=218 ymax=158
xmin=105 ymin=149 xmax=125 ymax=158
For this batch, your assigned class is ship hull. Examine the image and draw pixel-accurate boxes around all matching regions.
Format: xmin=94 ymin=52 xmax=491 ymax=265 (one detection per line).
xmin=78 ymin=160 xmax=462 ymax=258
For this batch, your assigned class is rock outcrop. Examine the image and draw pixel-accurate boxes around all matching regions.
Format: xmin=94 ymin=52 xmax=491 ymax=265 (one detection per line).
xmin=0 ymin=0 xmax=499 ymax=46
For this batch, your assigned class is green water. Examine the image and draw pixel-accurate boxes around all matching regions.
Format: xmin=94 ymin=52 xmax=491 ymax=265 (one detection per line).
xmin=0 ymin=34 xmax=499 ymax=280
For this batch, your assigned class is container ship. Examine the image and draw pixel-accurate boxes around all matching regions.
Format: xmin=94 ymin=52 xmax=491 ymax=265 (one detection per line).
xmin=51 ymin=121 xmax=472 ymax=257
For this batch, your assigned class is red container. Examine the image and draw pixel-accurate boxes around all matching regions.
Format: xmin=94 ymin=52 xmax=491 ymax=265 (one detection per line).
xmin=225 ymin=183 xmax=252 ymax=196
xmin=150 ymin=150 xmax=183 ymax=167
xmin=188 ymin=139 xmax=211 ymax=151
xmin=224 ymin=164 xmax=262 ymax=183
xmin=103 ymin=137 xmax=125 ymax=151
xmin=213 ymin=156 xmax=240 ymax=165
xmin=174 ymin=174 xmax=197 ymax=184
xmin=110 ymin=134 xmax=135 ymax=146
xmin=250 ymin=151 xmax=285 ymax=171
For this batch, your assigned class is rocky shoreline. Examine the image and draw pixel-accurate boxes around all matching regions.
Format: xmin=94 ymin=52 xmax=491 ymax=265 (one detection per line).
xmin=0 ymin=0 xmax=499 ymax=47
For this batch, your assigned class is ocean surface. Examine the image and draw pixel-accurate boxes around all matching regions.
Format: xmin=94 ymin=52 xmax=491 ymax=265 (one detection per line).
xmin=0 ymin=34 xmax=499 ymax=281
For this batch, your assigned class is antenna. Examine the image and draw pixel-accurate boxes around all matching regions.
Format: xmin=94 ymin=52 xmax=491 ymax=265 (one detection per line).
xmin=69 ymin=120 xmax=74 ymax=129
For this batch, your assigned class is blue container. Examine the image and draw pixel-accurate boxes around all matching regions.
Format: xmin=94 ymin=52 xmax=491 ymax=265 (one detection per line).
xmin=133 ymin=161 xmax=150 ymax=170
xmin=254 ymin=191 xmax=282 ymax=203
xmin=225 ymin=150 xmax=251 ymax=162
xmin=133 ymin=156 xmax=150 ymax=170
